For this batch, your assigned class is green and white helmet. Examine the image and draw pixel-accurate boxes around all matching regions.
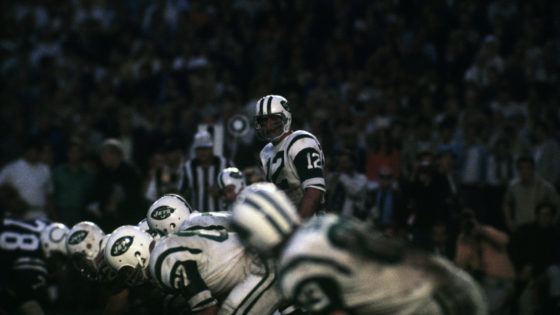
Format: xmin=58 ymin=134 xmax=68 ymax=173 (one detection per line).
xmin=231 ymin=182 xmax=300 ymax=255
xmin=217 ymin=167 xmax=246 ymax=194
xmin=254 ymin=95 xmax=292 ymax=142
xmin=66 ymin=221 xmax=105 ymax=262
xmin=66 ymin=221 xmax=105 ymax=279
xmin=147 ymin=194 xmax=192 ymax=235
xmin=104 ymin=225 xmax=154 ymax=286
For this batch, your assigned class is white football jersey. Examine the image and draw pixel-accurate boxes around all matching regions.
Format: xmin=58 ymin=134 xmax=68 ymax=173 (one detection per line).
xmin=179 ymin=211 xmax=232 ymax=231
xmin=149 ymin=227 xmax=281 ymax=314
xmin=260 ymin=130 xmax=325 ymax=207
xmin=278 ymin=214 xmax=487 ymax=315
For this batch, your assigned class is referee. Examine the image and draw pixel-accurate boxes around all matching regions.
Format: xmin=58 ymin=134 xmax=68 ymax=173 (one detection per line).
xmin=180 ymin=131 xmax=232 ymax=211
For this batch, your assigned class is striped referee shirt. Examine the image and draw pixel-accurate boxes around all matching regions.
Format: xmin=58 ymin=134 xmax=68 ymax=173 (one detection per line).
xmin=180 ymin=156 xmax=231 ymax=211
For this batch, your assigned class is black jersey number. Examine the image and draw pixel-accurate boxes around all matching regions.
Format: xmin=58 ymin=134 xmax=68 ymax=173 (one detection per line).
xmin=267 ymin=151 xmax=289 ymax=190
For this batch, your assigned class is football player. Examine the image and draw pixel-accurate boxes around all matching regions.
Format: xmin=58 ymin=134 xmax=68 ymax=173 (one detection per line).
xmin=66 ymin=221 xmax=107 ymax=281
xmin=1 ymin=218 xmax=69 ymax=315
xmin=216 ymin=167 xmax=246 ymax=211
xmin=231 ymin=183 xmax=489 ymax=315
xmin=104 ymin=223 xmax=283 ymax=314
xmin=66 ymin=220 xmax=186 ymax=315
xmin=254 ymin=95 xmax=325 ymax=219
xmin=147 ymin=193 xmax=233 ymax=233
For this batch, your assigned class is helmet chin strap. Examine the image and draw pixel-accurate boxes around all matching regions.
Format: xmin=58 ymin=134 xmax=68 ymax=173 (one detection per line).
xmin=136 ymin=252 xmax=149 ymax=279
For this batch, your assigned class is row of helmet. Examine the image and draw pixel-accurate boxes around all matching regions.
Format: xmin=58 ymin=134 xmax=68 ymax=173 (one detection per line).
xmin=55 ymin=168 xmax=242 ymax=283
xmin=44 ymin=165 xmax=298 ymax=288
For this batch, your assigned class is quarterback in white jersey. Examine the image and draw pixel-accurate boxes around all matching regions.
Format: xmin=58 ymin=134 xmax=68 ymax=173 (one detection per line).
xmin=149 ymin=226 xmax=282 ymax=314
xmin=231 ymin=183 xmax=488 ymax=315
xmin=255 ymin=95 xmax=325 ymax=218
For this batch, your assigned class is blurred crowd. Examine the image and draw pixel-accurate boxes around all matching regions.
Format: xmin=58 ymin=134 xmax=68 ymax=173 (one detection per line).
xmin=1 ymin=0 xmax=560 ymax=314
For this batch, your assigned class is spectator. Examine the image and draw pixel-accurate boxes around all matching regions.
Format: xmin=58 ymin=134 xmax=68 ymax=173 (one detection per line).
xmin=532 ymin=122 xmax=560 ymax=190
xmin=503 ymin=156 xmax=560 ymax=233
xmin=362 ymin=165 xmax=407 ymax=233
xmin=87 ymin=138 xmax=145 ymax=232
xmin=0 ymin=136 xmax=53 ymax=218
xmin=458 ymin=117 xmax=489 ymax=218
xmin=509 ymin=203 xmax=560 ymax=315
xmin=455 ymin=208 xmax=516 ymax=315
xmin=402 ymin=150 xmax=453 ymax=245
xmin=485 ymin=137 xmax=516 ymax=229
xmin=52 ymin=137 xmax=95 ymax=226
xmin=180 ymin=130 xmax=231 ymax=211
xmin=418 ymin=221 xmax=456 ymax=261
xmin=325 ymin=149 xmax=368 ymax=218
xmin=400 ymin=116 xmax=439 ymax=180
xmin=144 ymin=137 xmax=185 ymax=202
xmin=365 ymin=127 xmax=400 ymax=182
xmin=435 ymin=145 xmax=462 ymax=219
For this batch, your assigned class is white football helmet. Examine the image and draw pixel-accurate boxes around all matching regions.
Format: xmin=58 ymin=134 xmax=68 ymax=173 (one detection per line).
xmin=217 ymin=167 xmax=246 ymax=194
xmin=40 ymin=222 xmax=70 ymax=259
xmin=104 ymin=225 xmax=154 ymax=286
xmin=96 ymin=233 xmax=119 ymax=284
xmin=66 ymin=221 xmax=105 ymax=279
xmin=147 ymin=194 xmax=192 ymax=234
xmin=231 ymin=182 xmax=300 ymax=255
xmin=254 ymin=95 xmax=292 ymax=142
xmin=137 ymin=218 xmax=162 ymax=241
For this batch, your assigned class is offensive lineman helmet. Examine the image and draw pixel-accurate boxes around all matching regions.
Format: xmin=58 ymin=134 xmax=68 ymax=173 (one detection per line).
xmin=66 ymin=221 xmax=105 ymax=279
xmin=147 ymin=194 xmax=192 ymax=235
xmin=254 ymin=95 xmax=292 ymax=142
xmin=217 ymin=167 xmax=246 ymax=194
xmin=40 ymin=222 xmax=70 ymax=259
xmin=96 ymin=233 xmax=119 ymax=284
xmin=231 ymin=182 xmax=300 ymax=255
xmin=137 ymin=218 xmax=162 ymax=241
xmin=104 ymin=225 xmax=154 ymax=286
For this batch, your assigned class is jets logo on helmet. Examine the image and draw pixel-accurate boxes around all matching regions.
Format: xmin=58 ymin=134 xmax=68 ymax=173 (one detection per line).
xmin=150 ymin=206 xmax=175 ymax=220
xmin=147 ymin=194 xmax=192 ymax=234
xmin=104 ymin=225 xmax=154 ymax=286
xmin=254 ymin=95 xmax=292 ymax=142
xmin=111 ymin=236 xmax=134 ymax=256
xmin=68 ymin=230 xmax=89 ymax=245
xmin=66 ymin=221 xmax=105 ymax=280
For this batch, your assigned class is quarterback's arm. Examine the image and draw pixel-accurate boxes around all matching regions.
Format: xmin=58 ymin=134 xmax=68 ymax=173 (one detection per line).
xmin=291 ymin=139 xmax=326 ymax=218
xmin=299 ymin=187 xmax=323 ymax=219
